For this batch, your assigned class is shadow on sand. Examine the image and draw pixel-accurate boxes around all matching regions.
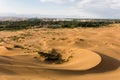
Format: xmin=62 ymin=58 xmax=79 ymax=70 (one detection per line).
xmin=50 ymin=52 xmax=120 ymax=75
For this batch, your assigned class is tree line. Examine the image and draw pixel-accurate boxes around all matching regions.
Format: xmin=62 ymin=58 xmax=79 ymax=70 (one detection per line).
xmin=0 ymin=18 xmax=120 ymax=30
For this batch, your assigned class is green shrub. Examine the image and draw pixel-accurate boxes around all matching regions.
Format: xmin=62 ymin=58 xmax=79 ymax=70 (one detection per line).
xmin=38 ymin=49 xmax=64 ymax=64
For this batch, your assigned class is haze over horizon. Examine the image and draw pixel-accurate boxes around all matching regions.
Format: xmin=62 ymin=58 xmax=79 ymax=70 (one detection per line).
xmin=0 ymin=0 xmax=120 ymax=19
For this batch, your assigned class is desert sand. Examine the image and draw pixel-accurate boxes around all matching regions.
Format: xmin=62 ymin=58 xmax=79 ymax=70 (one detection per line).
xmin=0 ymin=24 xmax=120 ymax=80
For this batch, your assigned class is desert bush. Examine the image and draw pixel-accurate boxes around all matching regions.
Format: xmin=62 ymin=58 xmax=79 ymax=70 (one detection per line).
xmin=38 ymin=49 xmax=65 ymax=64
xmin=14 ymin=44 xmax=24 ymax=49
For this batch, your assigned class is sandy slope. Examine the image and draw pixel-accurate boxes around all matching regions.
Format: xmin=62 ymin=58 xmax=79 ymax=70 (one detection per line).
xmin=0 ymin=24 xmax=120 ymax=80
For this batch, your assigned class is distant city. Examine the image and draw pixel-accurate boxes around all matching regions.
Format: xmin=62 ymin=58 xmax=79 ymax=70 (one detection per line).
xmin=0 ymin=17 xmax=120 ymax=22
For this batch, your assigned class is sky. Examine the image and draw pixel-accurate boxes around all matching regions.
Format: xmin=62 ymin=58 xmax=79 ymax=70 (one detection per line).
xmin=0 ymin=0 xmax=120 ymax=18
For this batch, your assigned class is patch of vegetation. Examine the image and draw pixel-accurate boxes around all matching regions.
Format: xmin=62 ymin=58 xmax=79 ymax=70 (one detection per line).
xmin=14 ymin=44 xmax=24 ymax=49
xmin=38 ymin=49 xmax=65 ymax=64
xmin=79 ymin=39 xmax=85 ymax=41
xmin=6 ymin=47 xmax=13 ymax=50
xmin=60 ymin=37 xmax=68 ymax=41
xmin=65 ymin=55 xmax=73 ymax=62
xmin=8 ymin=33 xmax=31 ymax=42
xmin=8 ymin=36 xmax=24 ymax=41
xmin=0 ymin=19 xmax=120 ymax=31
xmin=0 ymin=19 xmax=41 ymax=31
xmin=52 ymin=38 xmax=56 ymax=40
xmin=20 ymin=33 xmax=32 ymax=37
xmin=0 ymin=38 xmax=3 ymax=43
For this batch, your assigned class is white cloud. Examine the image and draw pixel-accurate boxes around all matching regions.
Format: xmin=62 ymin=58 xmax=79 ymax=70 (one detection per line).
xmin=75 ymin=0 xmax=120 ymax=18
xmin=39 ymin=0 xmax=120 ymax=18
xmin=77 ymin=0 xmax=120 ymax=9
xmin=39 ymin=0 xmax=75 ymax=4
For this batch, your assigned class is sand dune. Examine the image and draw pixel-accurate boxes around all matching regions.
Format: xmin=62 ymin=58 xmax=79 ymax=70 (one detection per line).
xmin=0 ymin=24 xmax=120 ymax=80
xmin=0 ymin=48 xmax=101 ymax=71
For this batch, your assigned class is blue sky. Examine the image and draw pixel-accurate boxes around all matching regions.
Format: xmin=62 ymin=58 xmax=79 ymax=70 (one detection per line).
xmin=0 ymin=0 xmax=120 ymax=18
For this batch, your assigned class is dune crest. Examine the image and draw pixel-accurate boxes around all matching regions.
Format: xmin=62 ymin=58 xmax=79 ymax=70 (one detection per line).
xmin=37 ymin=47 xmax=102 ymax=71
